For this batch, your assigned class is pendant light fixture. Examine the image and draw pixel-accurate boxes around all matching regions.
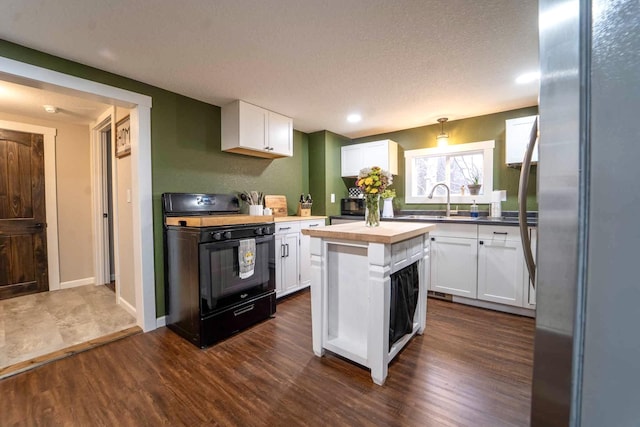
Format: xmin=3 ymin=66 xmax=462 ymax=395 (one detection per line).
xmin=436 ymin=117 xmax=449 ymax=147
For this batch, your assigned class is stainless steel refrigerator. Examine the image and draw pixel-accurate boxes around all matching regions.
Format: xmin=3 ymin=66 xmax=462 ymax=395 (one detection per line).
xmin=531 ymin=0 xmax=640 ymax=425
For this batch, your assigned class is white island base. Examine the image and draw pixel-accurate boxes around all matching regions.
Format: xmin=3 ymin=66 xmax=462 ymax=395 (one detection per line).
xmin=303 ymin=222 xmax=435 ymax=385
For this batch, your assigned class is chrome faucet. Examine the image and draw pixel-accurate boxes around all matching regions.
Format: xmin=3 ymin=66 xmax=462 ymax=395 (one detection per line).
xmin=428 ymin=183 xmax=451 ymax=217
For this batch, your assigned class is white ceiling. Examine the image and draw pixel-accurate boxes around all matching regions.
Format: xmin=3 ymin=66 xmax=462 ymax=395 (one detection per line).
xmin=0 ymin=0 xmax=539 ymax=137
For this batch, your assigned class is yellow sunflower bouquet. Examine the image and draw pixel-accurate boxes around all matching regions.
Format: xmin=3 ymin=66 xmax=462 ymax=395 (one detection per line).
xmin=356 ymin=166 xmax=393 ymax=226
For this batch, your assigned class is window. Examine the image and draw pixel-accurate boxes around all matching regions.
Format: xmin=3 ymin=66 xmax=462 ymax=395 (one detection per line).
xmin=404 ymin=140 xmax=495 ymax=204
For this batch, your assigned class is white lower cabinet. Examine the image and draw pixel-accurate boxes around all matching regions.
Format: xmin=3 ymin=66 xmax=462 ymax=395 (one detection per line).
xmin=427 ymin=222 xmax=537 ymax=313
xmin=524 ymin=227 xmax=537 ymax=309
xmin=430 ymin=224 xmax=478 ymax=298
xmin=477 ymin=225 xmax=524 ymax=307
xmin=275 ymin=222 xmax=300 ymax=298
xmin=299 ymin=219 xmax=325 ymax=288
xmin=275 ymin=219 xmax=326 ymax=298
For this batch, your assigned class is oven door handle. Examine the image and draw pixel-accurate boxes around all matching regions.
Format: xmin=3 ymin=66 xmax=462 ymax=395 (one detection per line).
xmin=203 ymin=234 xmax=273 ymax=249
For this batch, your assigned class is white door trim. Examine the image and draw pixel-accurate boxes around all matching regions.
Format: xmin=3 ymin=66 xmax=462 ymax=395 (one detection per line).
xmin=91 ymin=109 xmax=112 ymax=290
xmin=0 ymin=57 xmax=157 ymax=332
xmin=0 ymin=119 xmax=60 ymax=291
xmin=90 ymin=108 xmax=123 ymax=308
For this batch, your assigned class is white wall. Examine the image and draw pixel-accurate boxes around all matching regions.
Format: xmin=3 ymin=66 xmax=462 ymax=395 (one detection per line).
xmin=114 ymin=107 xmax=135 ymax=307
xmin=0 ymin=111 xmax=94 ymax=284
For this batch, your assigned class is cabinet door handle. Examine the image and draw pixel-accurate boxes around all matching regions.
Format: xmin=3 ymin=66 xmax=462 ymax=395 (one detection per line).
xmin=431 ymin=237 xmax=435 ymax=241
xmin=479 ymin=240 xmax=484 ymax=245
xmin=279 ymin=227 xmax=291 ymax=231
xmin=309 ymin=224 xmax=319 ymax=227
xmin=493 ymin=231 xmax=508 ymax=235
xmin=281 ymin=244 xmax=285 ymax=257
xmin=285 ymin=243 xmax=290 ymax=257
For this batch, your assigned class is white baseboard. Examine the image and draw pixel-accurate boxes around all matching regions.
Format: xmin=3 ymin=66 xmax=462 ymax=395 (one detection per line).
xmin=451 ymin=295 xmax=536 ymax=318
xmin=118 ymin=296 xmax=137 ymax=317
xmin=156 ymin=316 xmax=166 ymax=328
xmin=60 ymin=277 xmax=95 ymax=289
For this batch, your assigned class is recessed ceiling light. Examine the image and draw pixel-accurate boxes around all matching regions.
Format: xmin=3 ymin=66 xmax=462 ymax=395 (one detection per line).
xmin=43 ymin=105 xmax=58 ymax=114
xmin=347 ymin=113 xmax=362 ymax=123
xmin=515 ymin=72 xmax=541 ymax=85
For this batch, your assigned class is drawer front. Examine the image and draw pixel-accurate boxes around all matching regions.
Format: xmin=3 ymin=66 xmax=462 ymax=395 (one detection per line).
xmin=275 ymin=221 xmax=301 ymax=234
xmin=301 ymin=219 xmax=325 ymax=230
xmin=478 ymin=225 xmax=521 ymax=241
xmin=391 ymin=236 xmax=424 ymax=273
xmin=430 ymin=223 xmax=477 ymax=239
xmin=201 ymin=292 xmax=276 ymax=347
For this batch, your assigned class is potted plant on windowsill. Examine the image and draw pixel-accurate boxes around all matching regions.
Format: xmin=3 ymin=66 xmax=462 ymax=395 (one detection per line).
xmin=467 ymin=175 xmax=482 ymax=195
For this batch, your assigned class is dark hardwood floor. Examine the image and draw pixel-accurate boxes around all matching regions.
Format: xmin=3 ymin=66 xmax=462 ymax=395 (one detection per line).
xmin=0 ymin=291 xmax=535 ymax=426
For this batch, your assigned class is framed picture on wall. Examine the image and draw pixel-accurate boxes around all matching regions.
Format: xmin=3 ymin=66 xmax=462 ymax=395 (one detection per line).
xmin=115 ymin=115 xmax=131 ymax=158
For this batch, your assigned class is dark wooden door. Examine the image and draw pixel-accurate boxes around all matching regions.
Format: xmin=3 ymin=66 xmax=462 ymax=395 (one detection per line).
xmin=0 ymin=128 xmax=48 ymax=300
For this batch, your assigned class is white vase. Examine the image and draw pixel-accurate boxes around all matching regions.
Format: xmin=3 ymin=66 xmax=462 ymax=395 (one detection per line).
xmin=382 ymin=197 xmax=394 ymax=218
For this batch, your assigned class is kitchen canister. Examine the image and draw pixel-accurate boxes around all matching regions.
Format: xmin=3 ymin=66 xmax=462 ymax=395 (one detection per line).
xmin=249 ymin=205 xmax=264 ymax=216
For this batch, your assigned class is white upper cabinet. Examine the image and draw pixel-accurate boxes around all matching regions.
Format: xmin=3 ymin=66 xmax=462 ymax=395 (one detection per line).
xmin=222 ymin=100 xmax=293 ymax=158
xmin=505 ymin=115 xmax=538 ymax=166
xmin=341 ymin=139 xmax=398 ymax=177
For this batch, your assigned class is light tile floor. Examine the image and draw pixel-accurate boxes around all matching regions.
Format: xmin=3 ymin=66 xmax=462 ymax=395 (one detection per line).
xmin=0 ymin=285 xmax=136 ymax=370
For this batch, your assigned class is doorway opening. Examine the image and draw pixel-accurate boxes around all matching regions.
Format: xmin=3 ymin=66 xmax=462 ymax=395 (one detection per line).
xmin=0 ymin=56 xmax=155 ymax=332
xmin=97 ymin=119 xmax=116 ymax=292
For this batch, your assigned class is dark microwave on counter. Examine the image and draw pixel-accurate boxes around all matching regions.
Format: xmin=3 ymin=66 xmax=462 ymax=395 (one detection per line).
xmin=341 ymin=198 xmax=365 ymax=216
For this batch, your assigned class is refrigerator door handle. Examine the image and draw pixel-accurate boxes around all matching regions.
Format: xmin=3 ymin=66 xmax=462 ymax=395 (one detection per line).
xmin=518 ymin=116 xmax=538 ymax=288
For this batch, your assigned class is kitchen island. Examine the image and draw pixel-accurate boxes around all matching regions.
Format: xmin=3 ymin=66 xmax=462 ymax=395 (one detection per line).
xmin=301 ymin=221 xmax=436 ymax=385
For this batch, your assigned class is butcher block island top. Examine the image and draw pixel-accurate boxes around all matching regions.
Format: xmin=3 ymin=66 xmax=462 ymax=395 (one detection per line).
xmin=305 ymin=221 xmax=435 ymax=385
xmin=301 ymin=221 xmax=436 ymax=244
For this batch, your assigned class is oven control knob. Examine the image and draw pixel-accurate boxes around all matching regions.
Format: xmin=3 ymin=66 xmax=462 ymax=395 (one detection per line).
xmin=223 ymin=231 xmax=232 ymax=239
xmin=254 ymin=227 xmax=263 ymax=236
xmin=211 ymin=232 xmax=223 ymax=241
xmin=263 ymin=226 xmax=272 ymax=235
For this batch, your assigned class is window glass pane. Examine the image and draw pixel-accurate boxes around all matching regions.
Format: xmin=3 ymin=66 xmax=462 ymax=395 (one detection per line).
xmin=415 ymin=156 xmax=445 ymax=196
xmin=451 ymin=153 xmax=483 ymax=195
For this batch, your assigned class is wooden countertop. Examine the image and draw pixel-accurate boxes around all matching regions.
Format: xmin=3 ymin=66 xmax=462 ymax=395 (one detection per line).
xmin=274 ymin=216 xmax=327 ymax=223
xmin=165 ymin=215 xmax=275 ymax=227
xmin=301 ymin=221 xmax=436 ymax=244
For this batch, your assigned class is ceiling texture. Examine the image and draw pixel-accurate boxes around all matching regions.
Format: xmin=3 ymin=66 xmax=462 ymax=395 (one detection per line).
xmin=0 ymin=0 xmax=539 ymax=137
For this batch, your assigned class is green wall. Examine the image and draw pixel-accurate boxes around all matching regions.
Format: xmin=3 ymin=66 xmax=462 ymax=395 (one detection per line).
xmin=308 ymin=130 xmax=349 ymax=217
xmin=0 ymin=40 xmax=309 ymax=316
xmin=351 ymin=106 xmax=539 ymax=212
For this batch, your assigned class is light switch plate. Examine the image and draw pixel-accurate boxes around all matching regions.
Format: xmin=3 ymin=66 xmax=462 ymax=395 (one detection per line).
xmin=330 ymin=193 xmax=335 ymax=203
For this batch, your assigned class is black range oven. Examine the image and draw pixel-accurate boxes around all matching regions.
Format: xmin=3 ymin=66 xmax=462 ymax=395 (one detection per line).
xmin=163 ymin=193 xmax=276 ymax=348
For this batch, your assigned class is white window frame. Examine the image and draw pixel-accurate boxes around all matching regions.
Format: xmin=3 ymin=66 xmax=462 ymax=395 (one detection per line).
xmin=404 ymin=140 xmax=495 ymax=204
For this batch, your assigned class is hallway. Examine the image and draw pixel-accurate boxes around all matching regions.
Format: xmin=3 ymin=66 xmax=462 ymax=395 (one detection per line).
xmin=0 ymin=284 xmax=138 ymax=378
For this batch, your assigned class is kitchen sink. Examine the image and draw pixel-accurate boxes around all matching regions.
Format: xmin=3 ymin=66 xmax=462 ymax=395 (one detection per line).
xmin=397 ymin=215 xmax=474 ymax=221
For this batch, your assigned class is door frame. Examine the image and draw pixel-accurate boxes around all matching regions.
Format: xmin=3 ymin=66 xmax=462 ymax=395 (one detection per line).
xmin=0 ymin=56 xmax=156 ymax=331
xmin=0 ymin=119 xmax=60 ymax=291
xmin=91 ymin=109 xmax=121 ymax=301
